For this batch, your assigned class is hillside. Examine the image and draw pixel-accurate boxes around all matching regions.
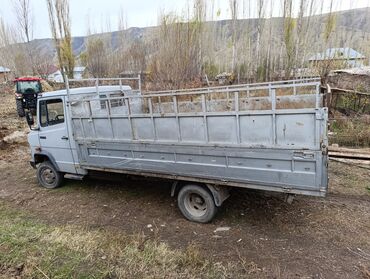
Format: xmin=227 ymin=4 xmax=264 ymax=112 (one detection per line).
xmin=3 ymin=7 xmax=370 ymax=83
xmin=26 ymin=8 xmax=370 ymax=60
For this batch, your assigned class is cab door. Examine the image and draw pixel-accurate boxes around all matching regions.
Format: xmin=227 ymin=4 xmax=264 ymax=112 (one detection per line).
xmin=38 ymin=97 xmax=76 ymax=174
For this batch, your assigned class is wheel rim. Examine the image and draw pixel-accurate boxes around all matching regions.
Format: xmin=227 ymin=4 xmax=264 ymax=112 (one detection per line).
xmin=184 ymin=192 xmax=207 ymax=218
xmin=41 ymin=168 xmax=56 ymax=185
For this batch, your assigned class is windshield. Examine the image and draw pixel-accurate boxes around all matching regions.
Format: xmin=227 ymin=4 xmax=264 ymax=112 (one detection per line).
xmin=17 ymin=81 xmax=42 ymax=94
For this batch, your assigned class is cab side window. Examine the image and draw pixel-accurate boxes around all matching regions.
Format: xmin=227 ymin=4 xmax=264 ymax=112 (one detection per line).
xmin=40 ymin=99 xmax=65 ymax=127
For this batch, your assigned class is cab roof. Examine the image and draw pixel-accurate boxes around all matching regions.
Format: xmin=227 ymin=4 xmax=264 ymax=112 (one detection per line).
xmin=40 ymin=86 xmax=132 ymax=99
xmin=14 ymin=77 xmax=42 ymax=82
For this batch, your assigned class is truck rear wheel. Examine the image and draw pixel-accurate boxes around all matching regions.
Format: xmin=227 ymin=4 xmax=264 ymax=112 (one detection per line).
xmin=16 ymin=99 xmax=25 ymax=117
xmin=177 ymin=184 xmax=217 ymax=223
xmin=37 ymin=161 xmax=63 ymax=189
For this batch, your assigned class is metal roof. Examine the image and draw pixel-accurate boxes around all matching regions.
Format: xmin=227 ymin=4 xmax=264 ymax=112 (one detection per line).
xmin=46 ymin=66 xmax=85 ymax=75
xmin=41 ymin=85 xmax=132 ymax=98
xmin=333 ymin=66 xmax=370 ymax=76
xmin=14 ymin=77 xmax=42 ymax=82
xmin=309 ymin=48 xmax=366 ymax=61
xmin=0 ymin=66 xmax=11 ymax=73
xmin=73 ymin=66 xmax=86 ymax=72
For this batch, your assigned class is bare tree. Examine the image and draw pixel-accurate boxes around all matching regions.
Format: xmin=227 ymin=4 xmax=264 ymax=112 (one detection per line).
xmin=229 ymin=0 xmax=238 ymax=73
xmin=13 ymin=0 xmax=33 ymax=43
xmin=0 ymin=17 xmax=15 ymax=70
xmin=82 ymin=37 xmax=109 ymax=77
xmin=111 ymin=6 xmax=129 ymax=76
xmin=282 ymin=0 xmax=295 ymax=79
xmin=12 ymin=0 xmax=37 ymax=75
xmin=71 ymin=0 xmax=370 ymax=85
xmin=194 ymin=0 xmax=206 ymax=75
xmin=323 ymin=0 xmax=336 ymax=44
xmin=84 ymin=12 xmax=115 ymax=77
xmin=46 ymin=0 xmax=75 ymax=80
xmin=0 ymin=18 xmax=13 ymax=53
xmin=318 ymin=0 xmax=337 ymax=83
xmin=294 ymin=0 xmax=306 ymax=73
xmin=300 ymin=0 xmax=317 ymax=69
xmin=256 ymin=0 xmax=266 ymax=80
xmin=0 ymin=16 xmax=32 ymax=76
xmin=150 ymin=9 xmax=204 ymax=88
xmin=264 ymin=1 xmax=274 ymax=80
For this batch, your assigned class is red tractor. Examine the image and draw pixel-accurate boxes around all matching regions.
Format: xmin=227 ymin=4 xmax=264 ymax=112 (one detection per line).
xmin=14 ymin=77 xmax=43 ymax=117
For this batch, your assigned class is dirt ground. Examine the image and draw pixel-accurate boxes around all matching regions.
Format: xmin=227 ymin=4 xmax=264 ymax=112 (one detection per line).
xmin=0 ymin=89 xmax=370 ymax=278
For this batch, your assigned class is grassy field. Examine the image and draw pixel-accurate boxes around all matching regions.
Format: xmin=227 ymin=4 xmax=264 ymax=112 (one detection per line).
xmin=0 ymin=203 xmax=240 ymax=279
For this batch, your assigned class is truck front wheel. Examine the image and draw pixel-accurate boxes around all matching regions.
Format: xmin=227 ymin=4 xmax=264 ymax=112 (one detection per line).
xmin=37 ymin=161 xmax=63 ymax=189
xmin=177 ymin=184 xmax=217 ymax=223
xmin=16 ymin=99 xmax=25 ymax=117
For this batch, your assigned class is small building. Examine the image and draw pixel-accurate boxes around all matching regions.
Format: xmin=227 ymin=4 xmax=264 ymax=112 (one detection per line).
xmin=47 ymin=66 xmax=86 ymax=83
xmin=309 ymin=48 xmax=366 ymax=68
xmin=73 ymin=66 xmax=86 ymax=80
xmin=47 ymin=69 xmax=64 ymax=83
xmin=329 ymin=66 xmax=370 ymax=93
xmin=38 ymin=65 xmax=59 ymax=80
xmin=0 ymin=66 xmax=11 ymax=83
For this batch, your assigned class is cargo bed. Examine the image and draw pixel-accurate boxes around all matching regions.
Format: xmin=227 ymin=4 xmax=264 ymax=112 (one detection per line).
xmin=68 ymin=78 xmax=328 ymax=197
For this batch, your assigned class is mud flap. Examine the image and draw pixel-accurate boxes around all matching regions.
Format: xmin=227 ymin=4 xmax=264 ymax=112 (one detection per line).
xmin=206 ymin=184 xmax=230 ymax=207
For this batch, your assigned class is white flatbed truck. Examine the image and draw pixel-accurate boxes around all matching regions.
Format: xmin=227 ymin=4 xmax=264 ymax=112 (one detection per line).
xmin=26 ymin=77 xmax=328 ymax=223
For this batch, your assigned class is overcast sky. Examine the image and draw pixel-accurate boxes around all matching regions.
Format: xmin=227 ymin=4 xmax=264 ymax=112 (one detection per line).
xmin=1 ymin=0 xmax=370 ymax=39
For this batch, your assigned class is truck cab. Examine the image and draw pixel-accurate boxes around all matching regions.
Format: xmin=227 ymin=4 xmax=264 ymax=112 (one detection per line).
xmin=27 ymin=86 xmax=132 ymax=188
xmin=27 ymin=93 xmax=81 ymax=188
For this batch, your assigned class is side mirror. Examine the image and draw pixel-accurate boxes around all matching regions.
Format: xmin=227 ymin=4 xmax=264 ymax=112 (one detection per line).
xmin=26 ymin=112 xmax=35 ymax=128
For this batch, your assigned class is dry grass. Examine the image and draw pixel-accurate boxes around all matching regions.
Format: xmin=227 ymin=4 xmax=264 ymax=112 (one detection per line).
xmin=0 ymin=84 xmax=27 ymax=135
xmin=330 ymin=115 xmax=370 ymax=147
xmin=0 ymin=202 xmax=247 ymax=279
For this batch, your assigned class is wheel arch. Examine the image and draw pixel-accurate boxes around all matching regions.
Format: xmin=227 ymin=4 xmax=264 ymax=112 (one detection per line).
xmin=171 ymin=181 xmax=230 ymax=207
xmin=33 ymin=152 xmax=60 ymax=172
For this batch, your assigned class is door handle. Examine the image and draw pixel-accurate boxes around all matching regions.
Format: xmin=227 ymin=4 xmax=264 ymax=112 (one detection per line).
xmin=61 ymin=136 xmax=69 ymax=140
xmin=40 ymin=136 xmax=46 ymax=139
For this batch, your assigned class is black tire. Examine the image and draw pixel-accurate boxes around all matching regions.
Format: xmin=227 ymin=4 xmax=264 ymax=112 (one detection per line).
xmin=37 ymin=161 xmax=63 ymax=189
xmin=16 ymin=99 xmax=25 ymax=117
xmin=177 ymin=184 xmax=217 ymax=223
